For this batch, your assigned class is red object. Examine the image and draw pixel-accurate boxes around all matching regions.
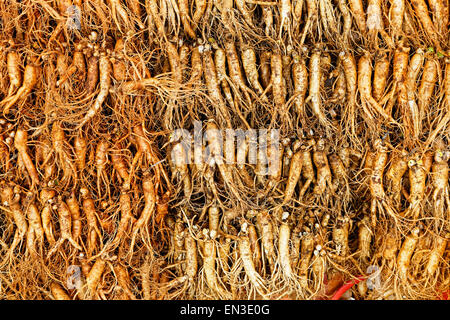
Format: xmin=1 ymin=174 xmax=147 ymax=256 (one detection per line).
xmin=330 ymin=275 xmax=366 ymax=300
xmin=327 ymin=277 xmax=448 ymax=300
xmin=440 ymin=290 xmax=449 ymax=300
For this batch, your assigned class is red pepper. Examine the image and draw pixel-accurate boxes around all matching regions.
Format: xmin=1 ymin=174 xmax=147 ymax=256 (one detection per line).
xmin=330 ymin=276 xmax=366 ymax=300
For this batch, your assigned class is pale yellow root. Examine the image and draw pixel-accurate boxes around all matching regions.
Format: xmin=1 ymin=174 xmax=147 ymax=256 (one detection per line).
xmin=239 ymin=235 xmax=268 ymax=298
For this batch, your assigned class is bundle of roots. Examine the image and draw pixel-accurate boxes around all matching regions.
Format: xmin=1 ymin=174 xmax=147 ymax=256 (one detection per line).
xmin=0 ymin=0 xmax=448 ymax=300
